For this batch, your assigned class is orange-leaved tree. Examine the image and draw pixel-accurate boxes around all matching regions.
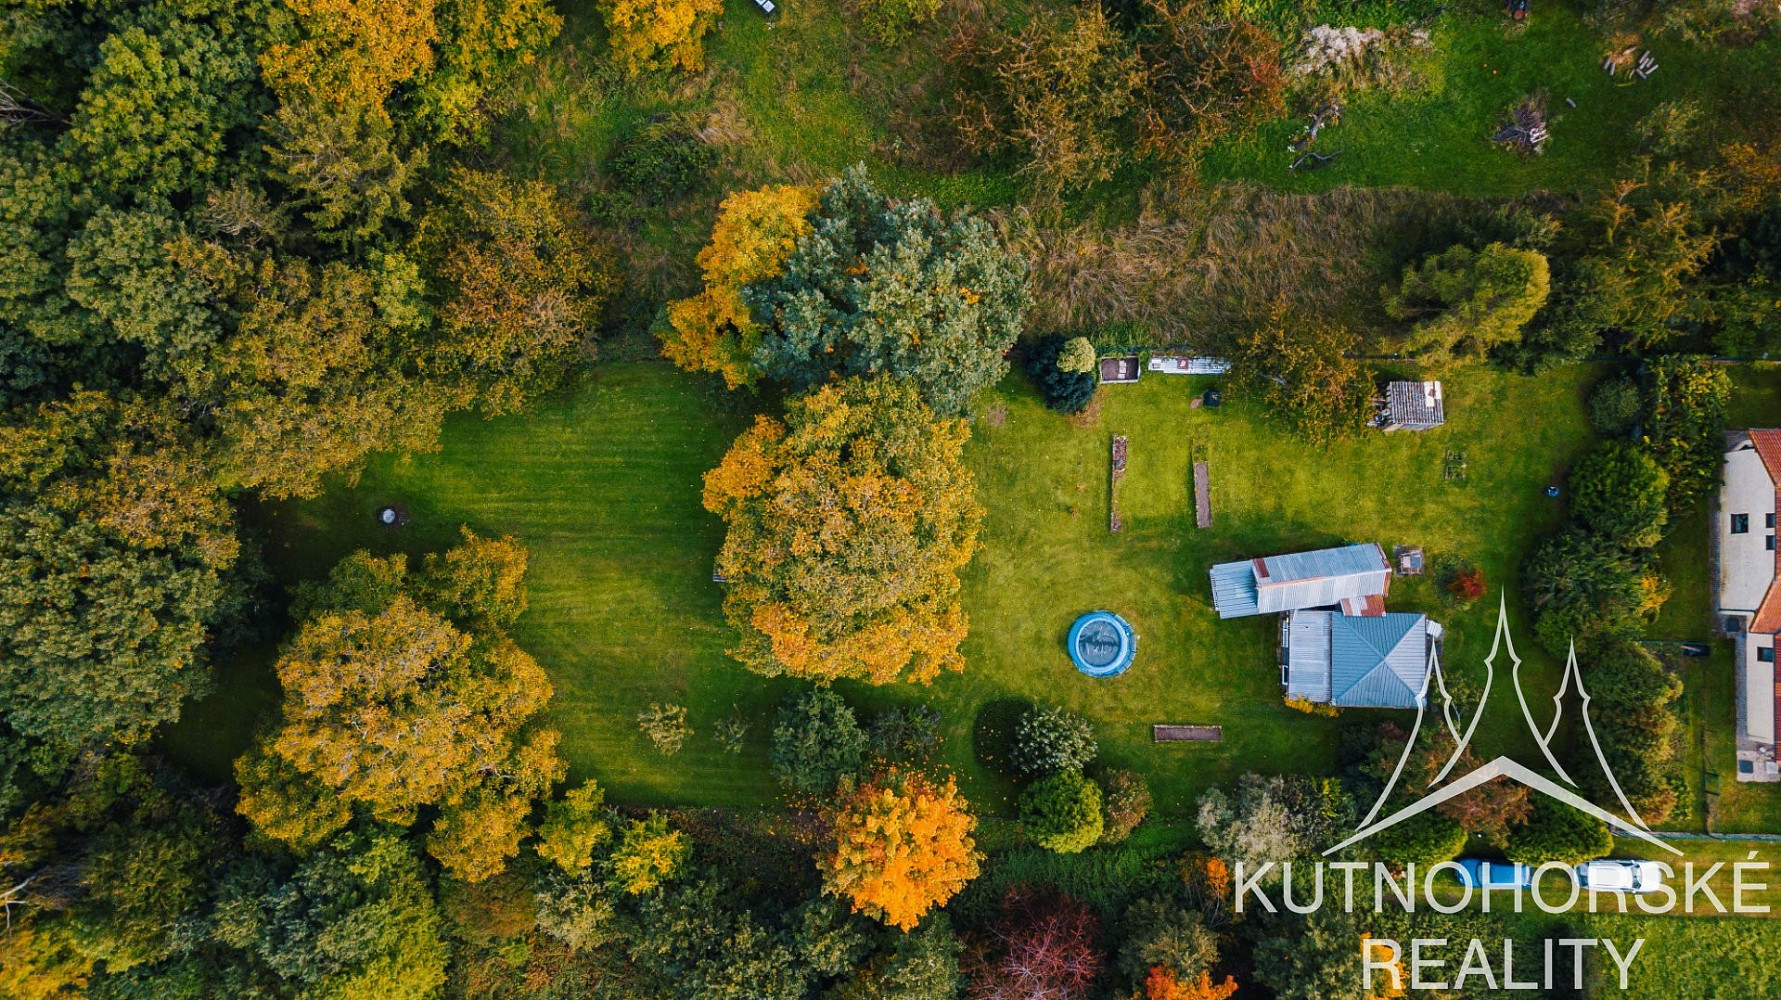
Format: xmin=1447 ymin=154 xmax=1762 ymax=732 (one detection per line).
xmin=820 ymin=769 xmax=981 ymax=930
xmin=703 ymin=376 xmax=982 ymax=684
xmin=595 ymin=0 xmax=725 ymax=77
xmin=1139 ymin=968 xmax=1240 ymax=1000
xmin=661 ymin=183 xmax=819 ymax=387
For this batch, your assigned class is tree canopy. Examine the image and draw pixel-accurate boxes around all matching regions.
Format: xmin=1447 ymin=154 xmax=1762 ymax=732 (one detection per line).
xmin=665 ymin=168 xmax=1031 ymax=416
xmin=820 ymin=769 xmax=981 ymax=930
xmin=704 ymin=377 xmax=983 ymax=685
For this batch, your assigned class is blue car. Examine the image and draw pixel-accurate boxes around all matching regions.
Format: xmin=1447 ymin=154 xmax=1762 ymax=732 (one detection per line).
xmin=1455 ymin=858 xmax=1534 ymax=890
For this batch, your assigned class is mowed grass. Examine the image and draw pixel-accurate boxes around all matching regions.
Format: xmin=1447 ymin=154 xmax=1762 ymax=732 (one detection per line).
xmin=169 ymin=361 xmax=1619 ymax=819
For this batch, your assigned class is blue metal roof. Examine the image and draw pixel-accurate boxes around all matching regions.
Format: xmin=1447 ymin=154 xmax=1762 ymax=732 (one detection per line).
xmin=1209 ymin=543 xmax=1389 ymax=618
xmin=1329 ymin=612 xmax=1430 ymax=708
xmin=1209 ymin=561 xmax=1260 ymax=618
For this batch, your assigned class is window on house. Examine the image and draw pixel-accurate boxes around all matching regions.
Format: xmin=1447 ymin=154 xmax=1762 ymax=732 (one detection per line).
xmin=1769 ymin=514 xmax=1777 ymax=529
xmin=1769 ymin=535 xmax=1777 ymax=552
xmin=1732 ymin=514 xmax=1751 ymax=534
xmin=1761 ymin=646 xmax=1776 ymax=663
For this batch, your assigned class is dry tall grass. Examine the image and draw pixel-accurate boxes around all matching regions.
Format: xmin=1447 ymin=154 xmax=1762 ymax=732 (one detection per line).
xmin=995 ymin=182 xmax=1478 ymax=346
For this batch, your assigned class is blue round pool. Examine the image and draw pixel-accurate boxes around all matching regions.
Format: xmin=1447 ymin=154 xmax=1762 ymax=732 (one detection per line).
xmin=1067 ymin=611 xmax=1137 ymax=677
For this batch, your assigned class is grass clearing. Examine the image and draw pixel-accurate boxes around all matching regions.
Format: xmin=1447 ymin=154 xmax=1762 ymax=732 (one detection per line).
xmin=168 ymin=361 xmax=1618 ymax=820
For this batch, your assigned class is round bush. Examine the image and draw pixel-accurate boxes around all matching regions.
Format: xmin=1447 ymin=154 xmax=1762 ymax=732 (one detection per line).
xmin=1012 ymin=705 xmax=1098 ymax=777
xmin=1587 ymin=376 xmax=1642 ymax=437
xmin=1019 ymin=770 xmax=1104 ymax=854
xmin=1569 ymin=442 xmax=1668 ymax=549
xmin=1505 ymin=797 xmax=1613 ymax=866
xmin=1098 ymin=768 xmax=1151 ymax=845
xmin=771 ymin=688 xmax=868 ymax=797
xmin=1024 ymin=334 xmax=1098 ymax=414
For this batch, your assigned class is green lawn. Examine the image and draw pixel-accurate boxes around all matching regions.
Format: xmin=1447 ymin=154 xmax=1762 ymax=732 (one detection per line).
xmin=168 ymin=361 xmax=1615 ymax=819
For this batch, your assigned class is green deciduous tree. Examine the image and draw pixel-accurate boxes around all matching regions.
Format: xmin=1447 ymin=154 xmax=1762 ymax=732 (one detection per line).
xmin=704 ymin=377 xmax=983 ymax=685
xmin=536 ymin=780 xmax=611 ymax=874
xmin=211 ymin=832 xmax=449 ymax=1000
xmin=416 ymin=167 xmax=618 ymax=414
xmin=608 ymin=813 xmax=692 ymax=895
xmin=1116 ymin=896 xmax=1218 ymax=986
xmin=1523 ymin=528 xmax=1667 ymax=654
xmin=1228 ymin=309 xmax=1375 ymax=444
xmin=1569 ymin=442 xmax=1669 ymax=548
xmin=1384 ymin=242 xmax=1550 ymax=365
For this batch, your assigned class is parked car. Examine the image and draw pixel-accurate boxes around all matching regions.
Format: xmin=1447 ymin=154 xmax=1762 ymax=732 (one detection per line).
xmin=1455 ymin=858 xmax=1535 ymax=890
xmin=1575 ymin=859 xmax=1667 ymax=893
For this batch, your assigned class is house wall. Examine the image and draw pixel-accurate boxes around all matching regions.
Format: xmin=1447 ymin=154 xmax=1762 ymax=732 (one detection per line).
xmin=1718 ymin=446 xmax=1777 ymax=617
xmin=1747 ymin=633 xmax=1776 ymax=744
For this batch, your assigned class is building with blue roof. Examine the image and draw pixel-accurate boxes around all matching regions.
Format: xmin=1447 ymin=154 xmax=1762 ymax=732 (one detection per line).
xmin=1208 ymin=542 xmax=1391 ymax=619
xmin=1281 ymin=610 xmax=1441 ymax=709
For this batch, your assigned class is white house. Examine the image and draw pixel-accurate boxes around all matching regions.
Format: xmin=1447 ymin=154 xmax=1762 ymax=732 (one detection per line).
xmin=1718 ymin=430 xmax=1781 ymax=781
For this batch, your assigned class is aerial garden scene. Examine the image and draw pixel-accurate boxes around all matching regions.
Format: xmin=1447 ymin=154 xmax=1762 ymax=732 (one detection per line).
xmin=3 ymin=0 xmax=1781 ymax=996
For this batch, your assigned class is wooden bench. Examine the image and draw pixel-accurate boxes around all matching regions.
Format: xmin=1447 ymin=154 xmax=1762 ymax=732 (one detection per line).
xmin=1153 ymin=724 xmax=1223 ymax=742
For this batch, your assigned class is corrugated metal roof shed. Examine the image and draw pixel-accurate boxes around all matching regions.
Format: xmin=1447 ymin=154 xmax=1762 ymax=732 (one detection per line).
xmin=1210 ymin=542 xmax=1390 ymax=618
xmin=1384 ymin=381 xmax=1445 ymax=431
xmin=1284 ymin=611 xmax=1333 ymax=701
xmin=1210 ymin=561 xmax=1260 ymax=618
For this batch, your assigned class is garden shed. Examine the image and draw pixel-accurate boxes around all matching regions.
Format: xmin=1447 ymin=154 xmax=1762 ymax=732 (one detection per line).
xmin=1378 ymin=381 xmax=1446 ymax=432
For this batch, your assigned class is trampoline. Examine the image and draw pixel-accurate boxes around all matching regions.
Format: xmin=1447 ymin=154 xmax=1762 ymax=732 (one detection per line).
xmin=1068 ymin=611 xmax=1137 ymax=677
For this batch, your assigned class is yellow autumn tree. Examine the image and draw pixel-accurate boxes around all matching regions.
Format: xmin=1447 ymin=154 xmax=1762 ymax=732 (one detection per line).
xmin=703 ymin=377 xmax=983 ymax=685
xmin=661 ymin=183 xmax=819 ymax=386
xmin=238 ymin=537 xmax=563 ymax=882
xmin=261 ymin=0 xmax=439 ymax=107
xmin=595 ymin=0 xmax=726 ymax=77
xmin=820 ymin=769 xmax=981 ymax=930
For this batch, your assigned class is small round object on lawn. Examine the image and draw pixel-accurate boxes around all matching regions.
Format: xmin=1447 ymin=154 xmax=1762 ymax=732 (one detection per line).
xmin=1068 ymin=611 xmax=1137 ymax=678
xmin=377 ymin=504 xmax=410 ymax=528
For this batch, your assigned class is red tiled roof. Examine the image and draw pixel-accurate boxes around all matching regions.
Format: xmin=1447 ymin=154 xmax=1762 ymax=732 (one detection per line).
xmin=1749 ymin=431 xmax=1781 ymax=633
xmin=1340 ymin=593 xmax=1388 ymax=618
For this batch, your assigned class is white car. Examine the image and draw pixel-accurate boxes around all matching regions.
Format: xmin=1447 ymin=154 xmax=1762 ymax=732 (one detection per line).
xmin=1575 ymin=859 xmax=1667 ymax=893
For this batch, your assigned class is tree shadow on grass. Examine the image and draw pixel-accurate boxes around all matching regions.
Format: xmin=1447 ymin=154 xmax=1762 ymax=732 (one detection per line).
xmin=972 ymin=697 xmax=1034 ymax=781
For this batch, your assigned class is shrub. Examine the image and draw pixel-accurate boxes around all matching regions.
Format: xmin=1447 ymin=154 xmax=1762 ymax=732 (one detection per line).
xmin=637 ymin=703 xmax=691 ymax=755
xmin=1227 ymin=309 xmax=1374 ymax=444
xmin=1443 ymin=562 xmax=1487 ymax=604
xmin=1523 ymin=527 xmax=1666 ymax=654
xmin=855 ymin=0 xmax=942 ymax=43
xmin=1058 ymin=336 xmax=1097 ymax=373
xmin=1013 ymin=705 xmax=1099 ymax=777
xmin=713 ymin=711 xmax=749 ymax=754
xmin=1636 ymin=99 xmax=1703 ymax=158
xmin=1366 ymin=810 xmax=1466 ymax=869
xmin=1642 ymin=358 xmax=1732 ymax=512
xmin=1025 ymin=334 xmax=1099 ymax=414
xmin=607 ymin=813 xmax=691 ymax=895
xmin=1569 ymin=442 xmax=1669 ymax=548
xmin=536 ymin=780 xmax=611 ymax=874
xmin=1098 ymin=768 xmax=1151 ymax=844
xmin=1505 ymin=797 xmax=1613 ymax=866
xmin=1019 ymin=770 xmax=1105 ymax=853
xmin=1588 ymin=376 xmax=1643 ymax=436
xmin=1283 ymin=696 xmax=1339 ymax=717
xmin=611 ymin=112 xmax=716 ymax=202
xmin=869 ymin=704 xmax=944 ymax=766
xmin=1116 ymin=896 xmax=1218 ymax=984
xmin=770 ymin=688 xmax=868 ymax=797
